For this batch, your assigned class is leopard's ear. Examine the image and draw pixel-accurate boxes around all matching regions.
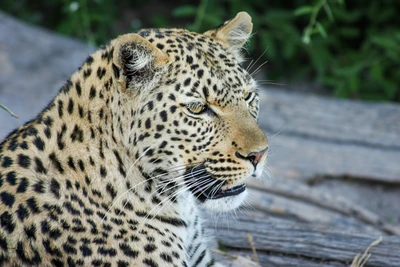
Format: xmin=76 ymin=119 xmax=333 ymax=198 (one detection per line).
xmin=204 ymin=12 xmax=253 ymax=59
xmin=112 ymin=33 xmax=169 ymax=92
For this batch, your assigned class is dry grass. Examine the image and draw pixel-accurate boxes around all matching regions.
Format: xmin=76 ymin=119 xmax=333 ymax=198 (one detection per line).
xmin=350 ymin=236 xmax=383 ymax=267
xmin=213 ymin=234 xmax=383 ymax=266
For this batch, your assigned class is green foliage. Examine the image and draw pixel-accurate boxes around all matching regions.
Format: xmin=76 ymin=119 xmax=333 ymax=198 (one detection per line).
xmin=174 ymin=0 xmax=400 ymax=102
xmin=56 ymin=0 xmax=118 ymax=46
xmin=1 ymin=0 xmax=399 ymax=102
xmin=0 ymin=0 xmax=135 ymax=46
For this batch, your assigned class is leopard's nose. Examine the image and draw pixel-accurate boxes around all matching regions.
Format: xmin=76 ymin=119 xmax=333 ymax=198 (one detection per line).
xmin=235 ymin=147 xmax=268 ymax=168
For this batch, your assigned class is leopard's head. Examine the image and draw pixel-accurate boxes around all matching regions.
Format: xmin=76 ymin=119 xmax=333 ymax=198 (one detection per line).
xmin=111 ymin=12 xmax=268 ymax=212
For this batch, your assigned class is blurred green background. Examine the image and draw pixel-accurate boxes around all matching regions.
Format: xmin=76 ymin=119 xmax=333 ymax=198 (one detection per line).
xmin=1 ymin=0 xmax=399 ymax=102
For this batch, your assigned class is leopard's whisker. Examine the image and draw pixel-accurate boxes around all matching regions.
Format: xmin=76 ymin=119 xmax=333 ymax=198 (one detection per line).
xmin=155 ymin=167 xmax=207 ymax=194
xmin=210 ymin=179 xmax=225 ymax=199
xmin=103 ymin=170 xmax=171 ymax=220
xmin=245 ymin=59 xmax=254 ymax=72
xmin=106 ymin=164 xmax=195 ymax=219
xmin=120 ymin=163 xmax=203 ymax=204
xmin=145 ymin=183 xmax=191 ymax=222
xmin=250 ymin=59 xmax=269 ymax=77
xmin=144 ymin=175 xmax=211 ymax=223
xmin=247 ymin=47 xmax=268 ymax=74
xmin=262 ymin=165 xmax=273 ymax=179
xmin=190 ymin=178 xmax=220 ymax=198
xmin=241 ymin=198 xmax=257 ymax=213
xmin=122 ymin=166 xmax=207 ymax=219
xmin=125 ymin=146 xmax=154 ymax=176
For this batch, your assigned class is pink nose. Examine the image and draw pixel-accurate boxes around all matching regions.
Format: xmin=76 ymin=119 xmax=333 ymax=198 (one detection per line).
xmin=236 ymin=147 xmax=268 ymax=168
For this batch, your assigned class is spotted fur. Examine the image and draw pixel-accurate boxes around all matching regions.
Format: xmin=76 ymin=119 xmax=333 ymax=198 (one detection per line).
xmin=0 ymin=12 xmax=268 ymax=266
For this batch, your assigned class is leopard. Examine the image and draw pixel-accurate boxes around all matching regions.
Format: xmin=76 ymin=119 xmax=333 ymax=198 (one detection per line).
xmin=0 ymin=12 xmax=268 ymax=267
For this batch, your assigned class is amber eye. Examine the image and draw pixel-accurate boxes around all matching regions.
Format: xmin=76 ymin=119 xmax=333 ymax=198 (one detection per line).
xmin=186 ymin=102 xmax=207 ymax=115
xmin=244 ymin=91 xmax=254 ymax=101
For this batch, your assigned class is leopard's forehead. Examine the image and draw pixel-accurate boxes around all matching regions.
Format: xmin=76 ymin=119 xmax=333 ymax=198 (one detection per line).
xmin=137 ymin=28 xmax=256 ymax=107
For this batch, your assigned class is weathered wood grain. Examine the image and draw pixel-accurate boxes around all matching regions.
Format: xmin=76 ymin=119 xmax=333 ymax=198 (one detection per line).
xmin=247 ymin=180 xmax=400 ymax=235
xmin=206 ymin=215 xmax=400 ymax=267
xmin=258 ymin=89 xmax=400 ymax=184
xmin=0 ymin=12 xmax=94 ymax=138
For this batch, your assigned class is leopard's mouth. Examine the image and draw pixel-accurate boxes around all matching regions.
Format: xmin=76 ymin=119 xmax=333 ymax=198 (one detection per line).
xmin=184 ymin=166 xmax=246 ymax=202
xmin=202 ymin=183 xmax=246 ymax=200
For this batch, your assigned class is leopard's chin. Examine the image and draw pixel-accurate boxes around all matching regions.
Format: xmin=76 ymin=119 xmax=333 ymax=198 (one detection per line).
xmin=201 ymin=190 xmax=248 ymax=212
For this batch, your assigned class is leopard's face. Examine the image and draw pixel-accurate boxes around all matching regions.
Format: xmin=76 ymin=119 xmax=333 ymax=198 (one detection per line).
xmin=112 ymin=13 xmax=268 ymax=212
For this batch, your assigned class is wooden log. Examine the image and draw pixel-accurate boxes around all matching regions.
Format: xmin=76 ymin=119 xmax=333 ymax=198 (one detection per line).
xmin=206 ymin=215 xmax=400 ymax=267
xmin=0 ymin=11 xmax=94 ymax=138
xmin=258 ymin=89 xmax=400 ymax=184
xmin=247 ymin=181 xmax=400 ymax=235
xmin=213 ymin=249 xmax=346 ymax=267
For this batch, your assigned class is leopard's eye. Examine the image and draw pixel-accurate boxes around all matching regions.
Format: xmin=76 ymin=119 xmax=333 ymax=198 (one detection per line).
xmin=244 ymin=91 xmax=254 ymax=101
xmin=186 ymin=102 xmax=207 ymax=115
